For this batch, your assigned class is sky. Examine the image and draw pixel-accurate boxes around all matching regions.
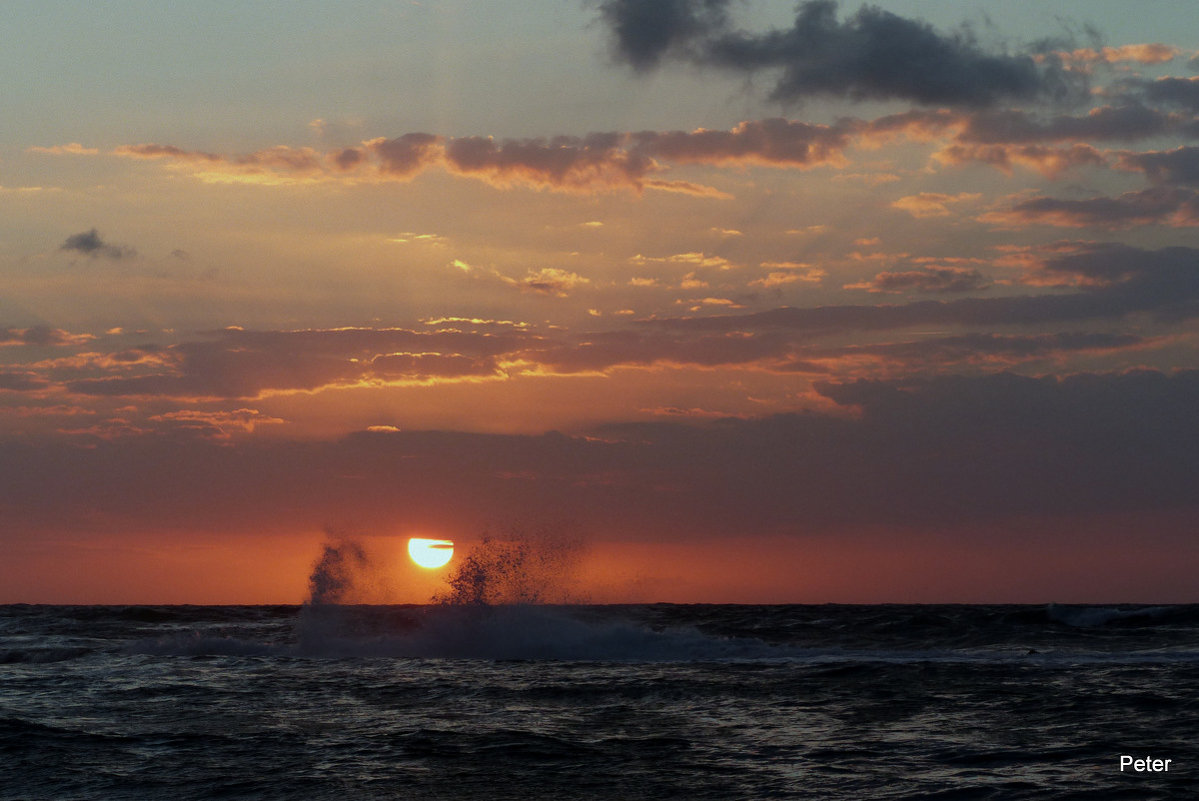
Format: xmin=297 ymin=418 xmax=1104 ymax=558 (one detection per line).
xmin=2 ymin=0 xmax=1198 ymax=604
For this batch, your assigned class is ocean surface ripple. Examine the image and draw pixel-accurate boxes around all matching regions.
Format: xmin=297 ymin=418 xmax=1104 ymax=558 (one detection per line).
xmin=2 ymin=603 xmax=1197 ymax=800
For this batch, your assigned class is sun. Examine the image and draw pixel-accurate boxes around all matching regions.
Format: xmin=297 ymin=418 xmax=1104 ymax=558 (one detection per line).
xmin=407 ymin=537 xmax=454 ymax=569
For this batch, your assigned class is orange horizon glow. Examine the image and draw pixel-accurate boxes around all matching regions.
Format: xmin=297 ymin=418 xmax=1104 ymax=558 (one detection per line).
xmin=3 ymin=514 xmax=1196 ymax=606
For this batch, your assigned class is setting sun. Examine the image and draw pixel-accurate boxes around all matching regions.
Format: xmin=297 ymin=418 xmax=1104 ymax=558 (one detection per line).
xmin=407 ymin=538 xmax=455 ymax=569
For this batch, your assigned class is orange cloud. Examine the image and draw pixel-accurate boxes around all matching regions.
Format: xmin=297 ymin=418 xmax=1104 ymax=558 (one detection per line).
xmin=633 ymin=118 xmax=854 ymax=168
xmin=1 ymin=326 xmax=96 ymax=347
xmin=751 ymin=262 xmax=826 ymax=288
xmin=845 ymin=266 xmax=991 ymax=294
xmin=104 ymin=117 xmax=872 ymax=195
xmin=891 ymin=192 xmax=981 ymax=218
xmin=27 ymin=142 xmax=99 ymax=156
xmin=981 ymin=188 xmax=1199 ymax=229
xmin=1059 ymin=43 xmax=1180 ymax=66
xmin=934 ymin=142 xmax=1106 ymax=177
xmin=454 ymin=260 xmax=591 ymax=297
xmin=148 ymin=408 xmax=285 ymax=439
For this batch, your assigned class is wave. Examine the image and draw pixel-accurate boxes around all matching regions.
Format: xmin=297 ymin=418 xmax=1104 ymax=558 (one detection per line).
xmin=112 ymin=604 xmax=1199 ymax=664
xmin=296 ymin=604 xmax=789 ymax=661
xmin=119 ymin=605 xmax=789 ymax=662
xmin=0 ymin=645 xmax=94 ymax=664
xmin=123 ymin=633 xmax=285 ymax=658
xmin=1045 ymin=603 xmax=1185 ymax=628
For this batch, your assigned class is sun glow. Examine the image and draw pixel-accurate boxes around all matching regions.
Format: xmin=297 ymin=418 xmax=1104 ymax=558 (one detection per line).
xmin=407 ymin=537 xmax=455 ymax=569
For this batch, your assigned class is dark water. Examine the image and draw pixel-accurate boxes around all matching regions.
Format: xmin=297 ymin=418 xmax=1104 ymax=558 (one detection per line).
xmin=2 ymin=603 xmax=1197 ymax=800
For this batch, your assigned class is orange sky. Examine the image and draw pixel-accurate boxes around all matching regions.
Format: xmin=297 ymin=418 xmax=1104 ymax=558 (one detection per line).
xmin=2 ymin=1 xmax=1198 ymax=603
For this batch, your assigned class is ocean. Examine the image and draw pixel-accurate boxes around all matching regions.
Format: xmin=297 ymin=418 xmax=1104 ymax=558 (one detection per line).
xmin=2 ymin=602 xmax=1196 ymax=800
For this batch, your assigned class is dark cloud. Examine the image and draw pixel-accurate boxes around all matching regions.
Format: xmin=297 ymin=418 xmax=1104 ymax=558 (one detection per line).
xmin=990 ymin=187 xmax=1199 ymax=229
xmin=4 ymin=370 xmax=1195 ymax=541
xmin=60 ymin=229 xmax=135 ymax=260
xmin=112 ymin=143 xmax=222 ymax=162
xmin=959 ymin=105 xmax=1175 ymax=144
xmin=1117 ymin=146 xmax=1199 ymax=186
xmin=849 ymin=267 xmax=992 ymax=294
xmin=527 ymin=329 xmax=797 ymax=374
xmin=1142 ymin=76 xmax=1199 ymax=112
xmin=2 ymin=245 xmax=1185 ymax=401
xmin=0 ymin=371 xmax=49 ymax=392
xmin=599 ymin=0 xmax=1082 ymax=107
xmin=598 ymin=0 xmax=729 ymax=70
xmin=118 ymin=125 xmax=757 ymax=194
xmin=651 ymin=244 xmax=1199 ymax=333
xmin=1 ymin=326 xmax=93 ymax=347
xmin=368 ymin=353 xmax=501 ymax=380
xmin=814 ymin=332 xmax=1144 ymax=367
xmin=935 ymin=142 xmax=1106 ymax=177
xmin=632 ymin=117 xmax=853 ymax=167
xmin=364 ymin=133 xmax=443 ymax=177
xmin=444 ymin=133 xmax=657 ymax=191
xmin=62 ymin=326 xmax=539 ymax=399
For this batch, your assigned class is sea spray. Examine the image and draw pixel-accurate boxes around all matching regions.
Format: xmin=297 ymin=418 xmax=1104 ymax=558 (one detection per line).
xmin=434 ymin=526 xmax=586 ymax=606
xmin=289 ymin=527 xmax=759 ymax=659
xmin=307 ymin=539 xmax=370 ymax=605
xmin=297 ymin=537 xmax=415 ymax=652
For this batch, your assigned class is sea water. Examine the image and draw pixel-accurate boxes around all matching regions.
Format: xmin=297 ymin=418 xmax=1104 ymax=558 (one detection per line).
xmin=2 ymin=602 xmax=1197 ymax=800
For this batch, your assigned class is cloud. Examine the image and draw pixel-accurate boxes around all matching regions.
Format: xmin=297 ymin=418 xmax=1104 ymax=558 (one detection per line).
xmin=648 ymin=244 xmax=1199 ymax=333
xmin=598 ymin=0 xmax=731 ymax=71
xmin=59 ymin=229 xmax=136 ymax=259
xmin=599 ymin=0 xmax=1080 ymax=107
xmin=750 ymin=262 xmax=826 ymax=288
xmin=442 ymin=133 xmax=656 ymax=192
xmin=0 ymin=372 xmax=50 ymax=392
xmin=148 ymin=408 xmax=285 ymax=439
xmin=934 ymin=142 xmax=1106 ymax=177
xmin=1142 ymin=76 xmax=1199 ymax=112
xmin=1116 ymin=146 xmax=1199 ymax=186
xmin=6 ymin=370 xmax=1195 ymax=545
xmin=368 ymin=353 xmax=501 ymax=380
xmin=60 ymin=326 xmax=538 ymax=400
xmin=359 ymin=133 xmax=442 ymax=176
xmin=641 ymin=178 xmax=733 ymax=198
xmin=1 ymin=326 xmax=95 ymax=347
xmin=631 ymin=251 xmax=737 ymax=270
xmin=810 ymin=331 xmax=1145 ymax=368
xmin=388 ymin=231 xmax=449 ymax=246
xmin=117 ymin=97 xmax=1193 ymax=195
xmin=856 ymin=109 xmax=965 ymax=144
xmin=984 ymin=187 xmax=1199 ymax=229
xmin=115 ymin=142 xmax=326 ymax=179
xmin=515 ymin=268 xmax=592 ymax=297
xmin=633 ymin=117 xmax=854 ymax=168
xmin=891 ymin=192 xmax=981 ymax=218
xmin=846 ymin=266 xmax=991 ymax=294
xmin=1059 ymin=43 xmax=1180 ymax=66
xmin=27 ymin=143 xmax=99 ymax=156
xmin=113 ymin=118 xmax=853 ymax=195
xmin=958 ymin=106 xmax=1176 ymax=144
xmin=113 ymin=143 xmax=223 ymax=162
xmin=455 ymin=260 xmax=592 ymax=297
xmin=520 ymin=329 xmax=796 ymax=374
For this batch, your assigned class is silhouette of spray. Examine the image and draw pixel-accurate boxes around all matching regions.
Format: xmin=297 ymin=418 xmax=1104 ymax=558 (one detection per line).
xmin=434 ymin=525 xmax=586 ymax=605
xmin=298 ymin=536 xmax=418 ymax=648
xmin=301 ymin=523 xmax=585 ymax=610
xmin=306 ymin=540 xmax=370 ymax=605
